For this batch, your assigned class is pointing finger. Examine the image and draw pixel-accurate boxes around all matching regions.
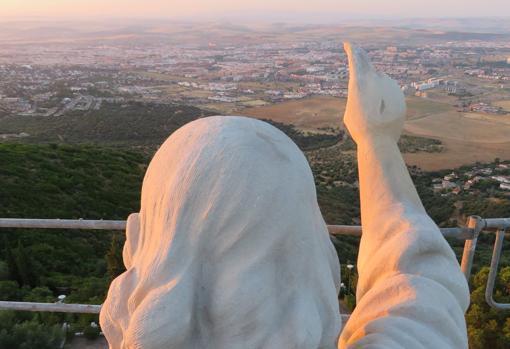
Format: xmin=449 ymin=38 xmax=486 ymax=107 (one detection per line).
xmin=343 ymin=42 xmax=374 ymax=87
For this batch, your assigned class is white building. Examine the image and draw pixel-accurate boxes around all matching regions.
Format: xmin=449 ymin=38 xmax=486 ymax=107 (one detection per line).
xmin=442 ymin=180 xmax=458 ymax=190
xmin=500 ymin=183 xmax=510 ymax=191
xmin=491 ymin=176 xmax=510 ymax=184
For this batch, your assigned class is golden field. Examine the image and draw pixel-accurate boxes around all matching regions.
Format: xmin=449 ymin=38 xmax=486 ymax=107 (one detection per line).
xmin=240 ymin=96 xmax=510 ymax=170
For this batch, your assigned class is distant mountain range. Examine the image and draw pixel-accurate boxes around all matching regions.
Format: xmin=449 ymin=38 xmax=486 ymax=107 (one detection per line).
xmin=0 ymin=17 xmax=509 ymax=45
xmin=354 ymin=17 xmax=510 ymax=34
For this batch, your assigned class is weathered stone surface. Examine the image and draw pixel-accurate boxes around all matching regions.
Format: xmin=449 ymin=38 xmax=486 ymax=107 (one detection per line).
xmin=339 ymin=43 xmax=469 ymax=349
xmin=100 ymin=115 xmax=341 ymax=348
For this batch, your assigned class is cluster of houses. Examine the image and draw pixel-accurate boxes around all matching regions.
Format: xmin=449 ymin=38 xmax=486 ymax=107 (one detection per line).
xmin=469 ymin=102 xmax=507 ymax=115
xmin=402 ymin=78 xmax=464 ymax=97
xmin=464 ymin=68 xmax=510 ymax=81
xmin=0 ymin=96 xmax=32 ymax=113
xmin=432 ymin=163 xmax=510 ymax=195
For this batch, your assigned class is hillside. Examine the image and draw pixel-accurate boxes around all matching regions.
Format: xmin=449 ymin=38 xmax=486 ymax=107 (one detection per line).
xmin=0 ymin=120 xmax=510 ymax=347
xmin=0 ymin=102 xmax=212 ymax=146
xmin=0 ymin=143 xmax=150 ymax=347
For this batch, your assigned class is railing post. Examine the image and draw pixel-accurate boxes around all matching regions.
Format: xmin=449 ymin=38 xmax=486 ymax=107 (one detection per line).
xmin=484 ymin=228 xmax=510 ymax=310
xmin=460 ymin=216 xmax=484 ymax=282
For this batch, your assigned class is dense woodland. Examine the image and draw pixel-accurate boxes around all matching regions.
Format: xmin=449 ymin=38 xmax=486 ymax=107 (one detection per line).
xmin=0 ymin=106 xmax=509 ymax=348
xmin=0 ymin=102 xmax=212 ymax=145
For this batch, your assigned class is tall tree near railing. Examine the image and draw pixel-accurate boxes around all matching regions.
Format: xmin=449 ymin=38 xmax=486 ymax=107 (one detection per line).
xmin=15 ymin=240 xmax=38 ymax=288
xmin=466 ymin=267 xmax=510 ymax=348
xmin=4 ymin=237 xmax=19 ymax=285
xmin=106 ymin=232 xmax=125 ymax=282
xmin=3 ymin=237 xmax=38 ymax=288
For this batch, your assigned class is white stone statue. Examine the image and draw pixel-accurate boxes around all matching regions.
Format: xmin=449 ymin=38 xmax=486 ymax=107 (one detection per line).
xmin=100 ymin=42 xmax=470 ymax=349
xmin=338 ymin=43 xmax=470 ymax=348
xmin=100 ymin=116 xmax=342 ymax=348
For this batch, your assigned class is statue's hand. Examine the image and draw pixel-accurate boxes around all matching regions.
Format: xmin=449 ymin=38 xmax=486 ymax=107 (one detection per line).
xmin=343 ymin=42 xmax=406 ymax=144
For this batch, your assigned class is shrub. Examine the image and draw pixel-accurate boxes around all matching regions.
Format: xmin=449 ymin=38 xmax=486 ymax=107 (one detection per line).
xmin=83 ymin=323 xmax=100 ymax=340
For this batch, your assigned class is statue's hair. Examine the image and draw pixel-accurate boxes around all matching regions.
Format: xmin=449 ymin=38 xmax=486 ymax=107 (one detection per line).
xmin=100 ymin=116 xmax=341 ymax=349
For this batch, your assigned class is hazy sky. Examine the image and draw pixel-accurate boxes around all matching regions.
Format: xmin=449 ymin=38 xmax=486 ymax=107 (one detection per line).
xmin=1 ymin=0 xmax=509 ymax=20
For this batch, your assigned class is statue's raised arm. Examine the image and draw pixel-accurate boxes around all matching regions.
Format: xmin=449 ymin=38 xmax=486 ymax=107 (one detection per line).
xmin=339 ymin=43 xmax=470 ymax=349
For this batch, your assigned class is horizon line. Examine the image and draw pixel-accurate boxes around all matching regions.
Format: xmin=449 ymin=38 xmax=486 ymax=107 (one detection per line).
xmin=2 ymin=14 xmax=510 ymax=23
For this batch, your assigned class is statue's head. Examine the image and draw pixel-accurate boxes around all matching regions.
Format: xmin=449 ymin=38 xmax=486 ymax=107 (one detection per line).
xmin=100 ymin=116 xmax=341 ymax=348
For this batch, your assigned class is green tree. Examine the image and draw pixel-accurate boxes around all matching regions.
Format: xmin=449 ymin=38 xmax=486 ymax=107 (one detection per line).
xmin=4 ymin=238 xmax=20 ymax=285
xmin=468 ymin=326 xmax=485 ymax=349
xmin=344 ymin=294 xmax=356 ymax=312
xmin=23 ymin=286 xmax=54 ymax=302
xmin=0 ymin=261 xmax=9 ymax=280
xmin=83 ymin=323 xmax=100 ymax=340
xmin=15 ymin=240 xmax=38 ymax=287
xmin=106 ymin=233 xmax=125 ymax=281
xmin=0 ymin=320 xmax=63 ymax=349
xmin=467 ymin=267 xmax=510 ymax=348
xmin=0 ymin=311 xmax=63 ymax=349
xmin=0 ymin=280 xmax=19 ymax=301
xmin=502 ymin=318 xmax=510 ymax=346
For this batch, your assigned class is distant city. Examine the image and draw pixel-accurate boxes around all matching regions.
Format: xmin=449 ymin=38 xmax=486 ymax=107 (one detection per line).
xmin=1 ymin=20 xmax=510 ymax=171
xmin=1 ymin=21 xmax=509 ymax=120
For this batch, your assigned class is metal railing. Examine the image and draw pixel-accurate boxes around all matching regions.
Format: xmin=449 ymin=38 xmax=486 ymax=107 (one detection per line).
xmin=0 ymin=215 xmax=508 ymax=313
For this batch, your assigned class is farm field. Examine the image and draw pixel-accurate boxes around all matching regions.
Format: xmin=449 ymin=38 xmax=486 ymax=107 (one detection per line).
xmin=403 ymin=138 xmax=510 ymax=170
xmin=240 ymin=95 xmax=510 ymax=170
xmin=404 ymin=112 xmax=510 ymax=143
xmin=241 ymin=96 xmax=345 ymax=132
xmin=494 ymin=100 xmax=510 ymax=112
xmin=403 ymin=111 xmax=510 ymax=169
xmin=241 ymin=95 xmax=456 ymax=131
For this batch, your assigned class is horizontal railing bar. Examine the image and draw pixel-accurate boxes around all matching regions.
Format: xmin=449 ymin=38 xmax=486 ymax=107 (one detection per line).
xmin=0 ymin=218 xmax=126 ymax=230
xmin=327 ymin=225 xmax=362 ymax=236
xmin=0 ymin=300 xmax=354 ymax=319
xmin=0 ymin=216 xmax=507 ymax=314
xmin=439 ymin=227 xmax=475 ymax=240
xmin=0 ymin=301 xmax=101 ymax=313
xmin=0 ymin=218 xmax=476 ymax=239
xmin=484 ymin=218 xmax=510 ymax=230
xmin=329 ymin=225 xmax=475 ymax=240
